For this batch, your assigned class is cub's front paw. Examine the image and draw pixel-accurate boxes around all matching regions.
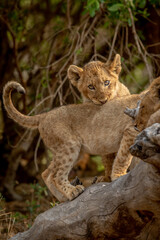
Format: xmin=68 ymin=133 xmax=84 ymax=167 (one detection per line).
xmin=66 ymin=185 xmax=85 ymax=200
xmin=71 ymin=176 xmax=83 ymax=186
xmin=111 ymin=175 xmax=118 ymax=181
xmin=111 ymin=173 xmax=121 ymax=181
xmin=111 ymin=172 xmax=127 ymax=181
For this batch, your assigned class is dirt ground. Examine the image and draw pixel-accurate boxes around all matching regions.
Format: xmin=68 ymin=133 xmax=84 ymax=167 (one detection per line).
xmin=0 ymin=155 xmax=103 ymax=239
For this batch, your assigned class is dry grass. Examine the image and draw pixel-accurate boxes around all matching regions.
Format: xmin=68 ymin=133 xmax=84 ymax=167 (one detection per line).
xmin=0 ymin=184 xmax=54 ymax=239
xmin=0 ymin=208 xmax=15 ymax=240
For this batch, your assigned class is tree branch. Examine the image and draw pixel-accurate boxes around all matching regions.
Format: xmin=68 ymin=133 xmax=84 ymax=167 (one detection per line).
xmin=0 ymin=16 xmax=26 ymax=112
xmin=128 ymin=7 xmax=153 ymax=82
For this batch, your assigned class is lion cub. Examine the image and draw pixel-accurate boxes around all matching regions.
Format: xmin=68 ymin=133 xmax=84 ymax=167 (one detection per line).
xmin=68 ymin=54 xmax=130 ymax=104
xmin=5 ymin=79 xmax=159 ymax=202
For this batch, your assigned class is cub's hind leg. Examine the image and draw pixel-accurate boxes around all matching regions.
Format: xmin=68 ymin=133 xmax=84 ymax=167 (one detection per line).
xmin=102 ymin=153 xmax=115 ymax=181
xmin=96 ymin=153 xmax=115 ymax=182
xmin=42 ymin=139 xmax=84 ymax=202
xmin=111 ymin=127 xmax=137 ymax=181
xmin=42 ymin=167 xmax=67 ymax=202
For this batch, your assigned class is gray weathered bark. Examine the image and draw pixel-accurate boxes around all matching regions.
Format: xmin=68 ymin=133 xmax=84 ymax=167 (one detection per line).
xmin=10 ymin=124 xmax=160 ymax=240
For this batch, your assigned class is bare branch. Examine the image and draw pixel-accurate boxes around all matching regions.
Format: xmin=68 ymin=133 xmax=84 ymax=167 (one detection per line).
xmin=108 ymin=21 xmax=121 ymax=62
xmin=67 ymin=0 xmax=71 ymax=29
xmin=128 ymin=7 xmax=153 ymax=82
xmin=0 ymin=16 xmax=26 ymax=111
xmin=34 ymin=136 xmax=41 ymax=172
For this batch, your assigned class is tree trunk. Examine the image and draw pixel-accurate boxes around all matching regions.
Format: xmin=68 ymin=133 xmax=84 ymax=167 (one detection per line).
xmin=10 ymin=124 xmax=160 ymax=240
xmin=1 ymin=130 xmax=37 ymax=201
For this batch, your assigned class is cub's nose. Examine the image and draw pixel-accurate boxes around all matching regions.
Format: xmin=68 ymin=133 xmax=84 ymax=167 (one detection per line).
xmin=100 ymin=100 xmax=107 ymax=104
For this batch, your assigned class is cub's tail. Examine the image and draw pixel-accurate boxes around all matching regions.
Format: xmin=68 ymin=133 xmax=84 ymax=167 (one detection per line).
xmin=3 ymin=81 xmax=41 ymax=129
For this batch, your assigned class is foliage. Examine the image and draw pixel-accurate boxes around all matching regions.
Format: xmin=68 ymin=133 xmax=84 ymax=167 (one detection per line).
xmin=26 ymin=183 xmax=48 ymax=217
xmin=91 ymin=156 xmax=104 ymax=172
xmin=85 ymin=0 xmax=160 ymax=25
xmin=9 ymin=184 xmax=52 ymax=236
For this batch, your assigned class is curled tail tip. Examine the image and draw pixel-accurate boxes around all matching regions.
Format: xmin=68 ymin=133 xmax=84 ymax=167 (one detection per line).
xmin=17 ymin=85 xmax=26 ymax=94
xmin=3 ymin=81 xmax=26 ymax=94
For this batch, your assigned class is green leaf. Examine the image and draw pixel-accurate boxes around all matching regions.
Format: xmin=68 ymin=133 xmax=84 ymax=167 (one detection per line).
xmin=108 ymin=3 xmax=124 ymax=12
xmin=91 ymin=155 xmax=104 ymax=172
xmin=76 ymin=47 xmax=83 ymax=55
xmin=86 ymin=0 xmax=100 ymax=17
xmin=89 ymin=8 xmax=96 ymax=17
xmin=138 ymin=0 xmax=146 ymax=8
xmin=121 ymin=57 xmax=124 ymax=62
xmin=95 ymin=0 xmax=100 ymax=10
xmin=103 ymin=21 xmax=110 ymax=28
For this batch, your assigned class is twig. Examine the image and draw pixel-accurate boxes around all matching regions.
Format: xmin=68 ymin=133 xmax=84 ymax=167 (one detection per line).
xmin=120 ymin=26 xmax=124 ymax=57
xmin=90 ymin=53 xmax=107 ymax=62
xmin=80 ymin=19 xmax=89 ymax=42
xmin=7 ymin=213 xmax=13 ymax=237
xmin=122 ymin=62 xmax=143 ymax=90
xmin=146 ymin=42 xmax=160 ymax=50
xmin=27 ymin=76 xmax=68 ymax=116
xmin=33 ymin=28 xmax=71 ymax=58
xmin=38 ymin=31 xmax=77 ymax=69
xmin=108 ymin=21 xmax=121 ymax=62
xmin=35 ymin=78 xmax=43 ymax=112
xmin=45 ymin=37 xmax=56 ymax=96
xmin=149 ymin=54 xmax=160 ymax=58
xmin=34 ymin=136 xmax=41 ymax=172
xmin=73 ymin=30 xmax=81 ymax=64
xmin=8 ymin=217 xmax=15 ymax=238
xmin=83 ymin=15 xmax=100 ymax=42
xmin=90 ymin=34 xmax=97 ymax=60
xmin=105 ymin=36 xmax=142 ymax=89
xmin=73 ymin=14 xmax=101 ymax=64
xmin=69 ymin=82 xmax=82 ymax=102
xmin=0 ymin=16 xmax=26 ymax=111
xmin=125 ymin=26 xmax=132 ymax=61
xmin=67 ymin=0 xmax=71 ymax=29
xmin=8 ymin=129 xmax=30 ymax=148
xmin=58 ymin=90 xmax=63 ymax=106
xmin=128 ymin=7 xmax=153 ymax=82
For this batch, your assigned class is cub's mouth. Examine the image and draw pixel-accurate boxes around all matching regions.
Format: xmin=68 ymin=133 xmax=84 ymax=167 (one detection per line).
xmin=92 ymin=99 xmax=108 ymax=105
xmin=99 ymin=100 xmax=108 ymax=105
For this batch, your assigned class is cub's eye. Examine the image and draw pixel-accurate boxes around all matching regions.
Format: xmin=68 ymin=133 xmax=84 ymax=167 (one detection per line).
xmin=88 ymin=85 xmax=95 ymax=90
xmin=104 ymin=80 xmax=110 ymax=86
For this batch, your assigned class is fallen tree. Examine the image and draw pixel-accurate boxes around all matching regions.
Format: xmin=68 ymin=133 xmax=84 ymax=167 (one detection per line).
xmin=10 ymin=124 xmax=160 ymax=240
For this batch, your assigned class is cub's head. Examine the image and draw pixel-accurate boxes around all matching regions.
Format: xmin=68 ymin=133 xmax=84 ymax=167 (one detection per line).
xmin=67 ymin=54 xmax=122 ymax=105
xmin=125 ymin=77 xmax=160 ymax=131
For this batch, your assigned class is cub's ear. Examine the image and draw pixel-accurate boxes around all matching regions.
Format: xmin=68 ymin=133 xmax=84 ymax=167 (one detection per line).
xmin=109 ymin=54 xmax=122 ymax=75
xmin=67 ymin=65 xmax=83 ymax=87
